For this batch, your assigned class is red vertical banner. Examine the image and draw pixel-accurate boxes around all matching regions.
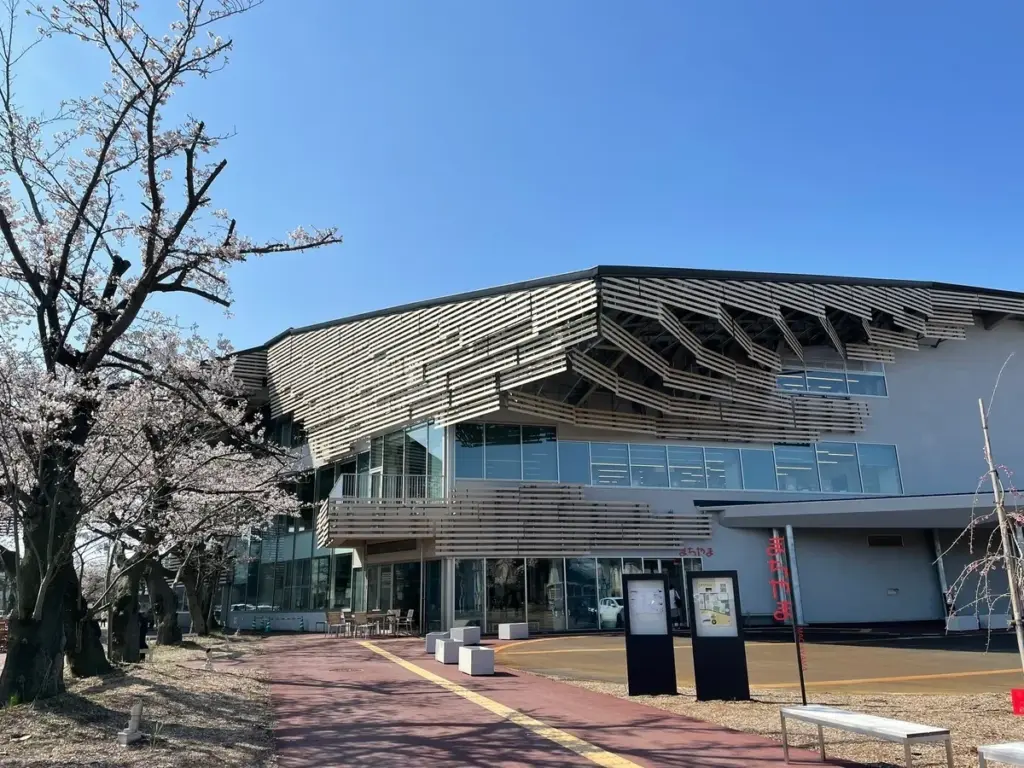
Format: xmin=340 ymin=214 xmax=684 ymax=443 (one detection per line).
xmin=1012 ymin=688 xmax=1024 ymax=716
xmin=766 ymin=535 xmax=807 ymax=704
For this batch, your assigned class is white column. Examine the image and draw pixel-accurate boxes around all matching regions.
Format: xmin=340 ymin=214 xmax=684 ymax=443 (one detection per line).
xmin=784 ymin=525 xmax=805 ymax=626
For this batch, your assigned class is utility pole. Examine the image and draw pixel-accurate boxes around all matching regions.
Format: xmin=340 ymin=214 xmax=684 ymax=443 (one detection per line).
xmin=978 ymin=398 xmax=1024 ymax=677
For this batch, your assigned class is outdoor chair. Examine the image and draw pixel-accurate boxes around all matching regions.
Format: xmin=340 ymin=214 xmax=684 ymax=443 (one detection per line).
xmin=352 ymin=612 xmax=375 ymax=638
xmin=396 ymin=609 xmax=415 ymax=635
xmin=319 ymin=610 xmax=343 ymax=637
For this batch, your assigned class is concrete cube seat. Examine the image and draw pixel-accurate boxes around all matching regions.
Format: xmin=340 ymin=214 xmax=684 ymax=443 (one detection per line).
xmin=425 ymin=631 xmax=449 ymax=654
xmin=458 ymin=645 xmax=495 ymax=676
xmin=434 ymin=638 xmax=463 ymax=664
xmin=498 ymin=622 xmax=528 ymax=640
xmin=450 ymin=626 xmax=480 ymax=645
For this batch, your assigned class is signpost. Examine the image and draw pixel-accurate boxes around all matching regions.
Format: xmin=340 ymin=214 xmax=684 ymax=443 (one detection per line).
xmin=687 ymin=570 xmax=750 ymax=701
xmin=767 ymin=533 xmax=808 ymax=705
xmin=622 ymin=573 xmax=677 ymax=696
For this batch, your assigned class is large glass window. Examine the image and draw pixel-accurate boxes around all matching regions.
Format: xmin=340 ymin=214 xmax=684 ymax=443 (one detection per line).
xmin=597 ymin=558 xmax=624 ymax=630
xmin=741 ymin=449 xmax=777 ymax=490
xmin=704 ymin=447 xmax=742 ymax=490
xmin=817 ymin=442 xmax=862 ymax=493
xmin=424 ymin=560 xmax=444 ymax=632
xmin=366 ymin=564 xmax=380 ymax=612
xmin=629 ymin=444 xmax=668 ymax=488
xmin=777 ymin=370 xmax=807 ymax=392
xmin=485 ymin=424 xmax=522 ymax=479
xmin=312 ymin=556 xmax=331 ymax=610
xmin=668 ymin=446 xmax=706 ymax=489
xmin=351 ymin=568 xmax=365 ymax=612
xmin=427 ymin=423 xmax=444 ymax=486
xmin=858 ymin=443 xmax=903 ymax=494
xmin=566 ymin=558 xmax=598 ymax=631
xmin=846 ymin=370 xmax=887 ymax=396
xmin=486 ymin=558 xmax=525 ymax=634
xmin=590 ymin=443 xmax=630 ymax=486
xmin=454 ymin=558 xmax=484 ymax=627
xmin=622 ymin=557 xmax=643 ymax=575
xmin=330 ymin=552 xmax=353 ymax=609
xmin=394 ymin=562 xmax=421 ymax=626
xmin=522 ymin=426 xmax=558 ymax=481
xmin=775 ymin=445 xmax=820 ymax=492
xmin=454 ymin=424 xmax=484 ymax=479
xmin=405 ymin=424 xmax=428 ymax=477
xmin=526 ymin=558 xmax=566 ymax=632
xmin=806 ymin=369 xmax=849 ymax=396
xmin=558 ymin=441 xmax=591 ymax=484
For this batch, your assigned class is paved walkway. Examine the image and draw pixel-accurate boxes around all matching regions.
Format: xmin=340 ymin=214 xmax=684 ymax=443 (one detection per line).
xmin=260 ymin=635 xmax=854 ymax=767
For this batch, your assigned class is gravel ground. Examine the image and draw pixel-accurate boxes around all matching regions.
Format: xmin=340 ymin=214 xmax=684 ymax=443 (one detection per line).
xmin=565 ymin=678 xmax=1021 ymax=768
xmin=0 ymin=635 xmax=273 ymax=768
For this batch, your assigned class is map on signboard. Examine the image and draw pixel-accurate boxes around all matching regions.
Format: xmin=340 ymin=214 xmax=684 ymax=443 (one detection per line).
xmin=692 ymin=577 xmax=738 ymax=638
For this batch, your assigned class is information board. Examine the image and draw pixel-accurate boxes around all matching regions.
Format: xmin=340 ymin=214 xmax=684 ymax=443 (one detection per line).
xmin=691 ymin=576 xmax=738 ymax=638
xmin=627 ymin=581 xmax=668 ymax=635
xmin=621 ymin=574 xmax=677 ymax=696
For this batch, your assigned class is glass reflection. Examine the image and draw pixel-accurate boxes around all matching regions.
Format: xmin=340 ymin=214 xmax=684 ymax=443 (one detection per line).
xmin=526 ymin=558 xmax=566 ymax=632
xmin=597 ymin=558 xmax=624 ymax=630
xmin=486 ymin=558 xmax=526 ymax=633
xmin=454 ymin=558 xmax=484 ymax=627
xmin=566 ymin=558 xmax=598 ymax=630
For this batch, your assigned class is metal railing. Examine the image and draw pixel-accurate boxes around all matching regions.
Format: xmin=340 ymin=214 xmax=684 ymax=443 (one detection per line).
xmin=331 ymin=473 xmax=445 ymax=502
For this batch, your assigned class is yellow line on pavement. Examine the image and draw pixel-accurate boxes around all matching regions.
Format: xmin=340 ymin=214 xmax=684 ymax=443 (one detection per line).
xmin=493 ymin=637 xmax=553 ymax=654
xmin=360 ymin=641 xmax=641 ymax=768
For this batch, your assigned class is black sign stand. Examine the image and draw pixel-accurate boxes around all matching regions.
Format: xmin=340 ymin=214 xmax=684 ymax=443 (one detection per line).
xmin=687 ymin=570 xmax=750 ymax=702
xmin=622 ymin=573 xmax=677 ymax=696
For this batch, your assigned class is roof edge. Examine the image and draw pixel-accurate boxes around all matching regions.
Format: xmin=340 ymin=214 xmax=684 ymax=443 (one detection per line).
xmin=231 ymin=264 xmax=1024 ymax=357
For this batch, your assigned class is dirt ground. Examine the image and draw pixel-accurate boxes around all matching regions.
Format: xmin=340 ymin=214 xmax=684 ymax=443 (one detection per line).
xmin=496 ymin=633 xmax=1024 ymax=693
xmin=497 ymin=633 xmax=1024 ymax=768
xmin=0 ymin=636 xmax=273 ymax=768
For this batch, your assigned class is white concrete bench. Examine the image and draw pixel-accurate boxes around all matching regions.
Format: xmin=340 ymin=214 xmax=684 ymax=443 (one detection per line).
xmin=425 ymin=631 xmax=449 ymax=654
xmin=450 ymin=626 xmax=480 ymax=645
xmin=498 ymin=622 xmax=528 ymax=640
xmin=780 ymin=705 xmax=952 ymax=767
xmin=979 ymin=742 xmax=1024 ymax=767
xmin=458 ymin=645 xmax=494 ymax=676
xmin=434 ymin=638 xmax=463 ymax=664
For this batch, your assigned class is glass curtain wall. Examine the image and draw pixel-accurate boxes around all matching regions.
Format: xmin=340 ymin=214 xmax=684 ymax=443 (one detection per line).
xmin=526 ymin=558 xmax=566 ymax=632
xmin=393 ymin=562 xmax=421 ymax=623
xmin=454 ymin=558 xmax=485 ymax=627
xmin=566 ymin=558 xmax=598 ymax=630
xmin=486 ymin=559 xmax=526 ymax=633
xmin=424 ymin=560 xmax=444 ymax=632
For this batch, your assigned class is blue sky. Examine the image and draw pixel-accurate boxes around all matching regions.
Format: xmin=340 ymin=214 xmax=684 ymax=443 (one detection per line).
xmin=32 ymin=2 xmax=1024 ymax=349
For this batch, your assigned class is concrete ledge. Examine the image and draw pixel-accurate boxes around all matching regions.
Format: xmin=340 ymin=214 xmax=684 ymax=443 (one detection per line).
xmin=450 ymin=626 xmax=481 ymax=646
xmin=425 ymin=631 xmax=449 ymax=654
xmin=498 ymin=622 xmax=528 ymax=640
xmin=946 ymin=614 xmax=980 ymax=632
xmin=435 ymin=638 xmax=463 ymax=664
xmin=458 ymin=645 xmax=495 ymax=676
xmin=980 ymin=614 xmax=1010 ymax=630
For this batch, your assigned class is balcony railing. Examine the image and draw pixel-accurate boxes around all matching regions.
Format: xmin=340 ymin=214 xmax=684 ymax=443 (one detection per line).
xmin=331 ymin=473 xmax=445 ymax=502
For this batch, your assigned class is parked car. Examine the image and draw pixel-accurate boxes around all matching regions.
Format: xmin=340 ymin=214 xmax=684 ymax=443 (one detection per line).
xmin=599 ymin=596 xmax=623 ymax=629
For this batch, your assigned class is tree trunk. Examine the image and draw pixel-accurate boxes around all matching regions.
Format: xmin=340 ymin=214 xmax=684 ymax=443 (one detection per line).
xmin=63 ymin=565 xmax=112 ymax=677
xmin=182 ymin=560 xmax=221 ymax=636
xmin=0 ymin=492 xmax=77 ymax=704
xmin=109 ymin=569 xmax=141 ymax=664
xmin=0 ymin=576 xmax=65 ymax=705
xmin=146 ymin=564 xmax=181 ymax=646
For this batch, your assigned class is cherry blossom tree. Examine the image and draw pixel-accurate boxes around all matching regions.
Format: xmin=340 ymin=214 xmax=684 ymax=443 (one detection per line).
xmin=0 ymin=0 xmax=341 ymax=703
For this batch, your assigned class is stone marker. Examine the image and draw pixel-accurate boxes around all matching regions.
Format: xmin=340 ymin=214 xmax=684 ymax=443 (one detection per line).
xmin=435 ymin=638 xmax=464 ymax=664
xmin=117 ymin=701 xmax=144 ymax=746
xmin=450 ymin=626 xmax=480 ymax=646
xmin=458 ymin=646 xmax=495 ymax=676
xmin=498 ymin=622 xmax=528 ymax=640
xmin=425 ymin=631 xmax=449 ymax=654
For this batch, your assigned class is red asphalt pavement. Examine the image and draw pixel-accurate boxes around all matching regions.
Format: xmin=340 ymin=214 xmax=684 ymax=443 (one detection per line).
xmin=260 ymin=635 xmax=856 ymax=767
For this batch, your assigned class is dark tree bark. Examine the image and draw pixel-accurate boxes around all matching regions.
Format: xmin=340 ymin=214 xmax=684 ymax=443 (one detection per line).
xmin=108 ymin=568 xmax=142 ymax=664
xmin=63 ymin=565 xmax=112 ymax=677
xmin=146 ymin=563 xmax=181 ymax=646
xmin=181 ymin=553 xmax=222 ymax=636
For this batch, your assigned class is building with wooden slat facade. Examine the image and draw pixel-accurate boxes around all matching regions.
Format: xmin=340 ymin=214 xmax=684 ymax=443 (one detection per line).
xmin=223 ymin=266 xmax=1024 ymax=634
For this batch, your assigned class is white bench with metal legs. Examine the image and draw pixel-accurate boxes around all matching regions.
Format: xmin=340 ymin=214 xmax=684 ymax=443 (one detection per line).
xmin=780 ymin=705 xmax=953 ymax=767
xmin=978 ymin=742 xmax=1024 ymax=767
